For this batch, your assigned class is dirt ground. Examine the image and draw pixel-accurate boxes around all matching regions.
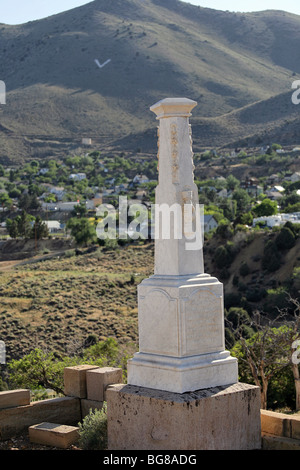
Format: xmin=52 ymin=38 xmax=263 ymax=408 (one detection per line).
xmin=0 ymin=433 xmax=80 ymax=450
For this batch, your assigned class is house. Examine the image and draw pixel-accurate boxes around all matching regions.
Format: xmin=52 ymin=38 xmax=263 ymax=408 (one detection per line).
xmin=56 ymin=202 xmax=80 ymax=212
xmin=82 ymin=138 xmax=92 ymax=146
xmin=217 ymin=188 xmax=228 ymax=198
xmin=253 ymin=212 xmax=300 ymax=228
xmin=133 ymin=174 xmax=149 ymax=185
xmin=38 ymin=168 xmax=49 ymax=175
xmin=135 ymin=189 xmax=148 ymax=200
xmin=44 ymin=221 xmax=62 ymax=233
xmin=42 ymin=202 xmax=79 ymax=212
xmin=41 ymin=184 xmax=66 ymax=201
xmin=69 ymin=173 xmax=87 ymax=181
xmin=265 ymin=190 xmax=283 ymax=201
xmin=267 ymin=174 xmax=280 ymax=185
xmin=290 ymin=172 xmax=300 ymax=183
xmin=204 ymin=214 xmax=218 ymax=233
xmin=241 ymin=177 xmax=264 ymax=196
xmin=246 ymin=185 xmax=263 ymax=197
xmin=271 ymin=185 xmax=285 ymax=193
xmin=265 ymin=185 xmax=285 ymax=201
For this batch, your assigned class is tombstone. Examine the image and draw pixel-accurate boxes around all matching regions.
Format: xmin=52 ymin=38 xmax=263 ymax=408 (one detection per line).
xmin=107 ymin=98 xmax=261 ymax=450
xmin=0 ymin=81 xmax=5 ymax=105
xmin=127 ymin=98 xmax=238 ymax=393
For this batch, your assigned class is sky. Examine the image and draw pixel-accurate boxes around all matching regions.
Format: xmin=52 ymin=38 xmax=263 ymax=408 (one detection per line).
xmin=0 ymin=0 xmax=300 ymax=25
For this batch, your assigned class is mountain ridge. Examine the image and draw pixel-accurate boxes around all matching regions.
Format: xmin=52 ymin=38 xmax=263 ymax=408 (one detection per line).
xmin=0 ymin=0 xmax=300 ymax=163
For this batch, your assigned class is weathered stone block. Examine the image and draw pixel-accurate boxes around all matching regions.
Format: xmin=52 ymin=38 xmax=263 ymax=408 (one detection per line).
xmin=81 ymin=399 xmax=104 ymax=419
xmin=262 ymin=434 xmax=300 ymax=450
xmin=261 ymin=409 xmax=300 ymax=440
xmin=260 ymin=409 xmax=289 ymax=437
xmin=291 ymin=417 xmax=300 ymax=440
xmin=86 ymin=367 xmax=122 ymax=402
xmin=0 ymin=396 xmax=81 ymax=440
xmin=29 ymin=422 xmax=79 ymax=449
xmin=107 ymin=382 xmax=261 ymax=450
xmin=0 ymin=389 xmax=30 ymax=409
xmin=64 ymin=365 xmax=98 ymax=398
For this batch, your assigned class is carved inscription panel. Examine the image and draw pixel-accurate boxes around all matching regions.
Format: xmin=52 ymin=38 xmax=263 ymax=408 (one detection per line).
xmin=182 ymin=289 xmax=224 ymax=356
xmin=138 ymin=289 xmax=179 ymax=356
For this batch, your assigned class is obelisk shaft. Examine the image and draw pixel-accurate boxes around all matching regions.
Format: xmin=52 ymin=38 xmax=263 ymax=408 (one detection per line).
xmin=150 ymin=98 xmax=204 ymax=276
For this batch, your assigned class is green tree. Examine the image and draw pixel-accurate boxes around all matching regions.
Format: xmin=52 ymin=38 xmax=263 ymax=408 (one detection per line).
xmin=18 ymin=193 xmax=40 ymax=211
xmin=67 ymin=217 xmax=97 ymax=246
xmin=44 ymin=194 xmax=56 ymax=203
xmin=253 ymin=198 xmax=277 ymax=217
xmin=235 ymin=211 xmax=253 ymax=226
xmin=7 ymin=349 xmax=80 ymax=395
xmin=232 ymin=188 xmax=251 ymax=214
xmin=226 ymin=174 xmax=240 ymax=191
xmin=275 ymin=227 xmax=296 ymax=250
xmin=0 ymin=192 xmax=12 ymax=210
xmin=6 ymin=218 xmax=19 ymax=238
xmin=71 ymin=202 xmax=88 ymax=218
xmin=32 ymin=216 xmax=49 ymax=240
xmin=231 ymin=323 xmax=292 ymax=409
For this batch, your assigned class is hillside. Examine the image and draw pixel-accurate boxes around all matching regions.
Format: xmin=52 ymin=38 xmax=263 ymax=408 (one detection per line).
xmin=0 ymin=0 xmax=300 ymax=163
xmin=0 ymin=229 xmax=298 ymax=363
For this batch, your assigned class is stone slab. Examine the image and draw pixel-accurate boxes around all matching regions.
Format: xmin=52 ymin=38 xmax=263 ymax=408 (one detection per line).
xmin=86 ymin=367 xmax=123 ymax=402
xmin=260 ymin=409 xmax=300 ymax=440
xmin=64 ymin=365 xmax=99 ymax=398
xmin=107 ymin=382 xmax=261 ymax=450
xmin=262 ymin=433 xmax=300 ymax=450
xmin=260 ymin=409 xmax=290 ymax=437
xmin=291 ymin=415 xmax=300 ymax=440
xmin=81 ymin=399 xmax=104 ymax=419
xmin=0 ymin=389 xmax=30 ymax=409
xmin=0 ymin=396 xmax=81 ymax=440
xmin=29 ymin=422 xmax=79 ymax=449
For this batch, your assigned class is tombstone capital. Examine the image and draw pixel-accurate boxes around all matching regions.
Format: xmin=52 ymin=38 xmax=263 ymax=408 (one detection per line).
xmin=150 ymin=97 xmax=197 ymax=120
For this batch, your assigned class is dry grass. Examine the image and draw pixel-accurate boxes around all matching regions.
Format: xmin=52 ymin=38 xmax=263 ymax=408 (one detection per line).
xmin=0 ymin=243 xmax=154 ymax=361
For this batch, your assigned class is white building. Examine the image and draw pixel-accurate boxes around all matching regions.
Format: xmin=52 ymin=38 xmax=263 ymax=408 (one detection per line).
xmin=253 ymin=212 xmax=300 ymax=228
xmin=44 ymin=221 xmax=62 ymax=233
xmin=69 ymin=173 xmax=87 ymax=181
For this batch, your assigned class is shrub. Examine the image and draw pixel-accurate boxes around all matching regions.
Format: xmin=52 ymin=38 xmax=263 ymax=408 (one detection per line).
xmin=78 ymin=404 xmax=108 ymax=450
xmin=261 ymin=240 xmax=281 ymax=272
xmin=224 ymin=292 xmax=242 ymax=309
xmin=239 ymin=262 xmax=250 ymax=277
xmin=245 ymin=287 xmax=267 ymax=302
xmin=226 ymin=307 xmax=251 ymax=330
xmin=275 ymin=227 xmax=296 ymax=250
xmin=214 ymin=242 xmax=237 ymax=268
xmin=216 ymin=220 xmax=233 ymax=239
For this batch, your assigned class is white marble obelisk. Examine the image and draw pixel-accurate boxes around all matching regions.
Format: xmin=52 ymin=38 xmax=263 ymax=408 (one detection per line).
xmin=127 ymin=98 xmax=238 ymax=393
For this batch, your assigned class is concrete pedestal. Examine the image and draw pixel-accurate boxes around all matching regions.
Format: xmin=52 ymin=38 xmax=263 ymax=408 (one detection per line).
xmin=127 ymin=273 xmax=238 ymax=393
xmin=107 ymin=382 xmax=261 ymax=450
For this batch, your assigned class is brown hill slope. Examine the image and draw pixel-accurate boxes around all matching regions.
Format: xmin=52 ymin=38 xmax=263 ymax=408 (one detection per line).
xmin=0 ymin=0 xmax=300 ymax=163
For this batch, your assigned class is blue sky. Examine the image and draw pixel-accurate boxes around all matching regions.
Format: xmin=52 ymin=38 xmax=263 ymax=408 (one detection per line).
xmin=1 ymin=0 xmax=300 ymax=25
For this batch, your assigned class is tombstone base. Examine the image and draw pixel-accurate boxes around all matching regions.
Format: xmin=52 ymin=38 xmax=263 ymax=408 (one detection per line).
xmin=107 ymin=382 xmax=261 ymax=450
xmin=127 ymin=350 xmax=238 ymax=394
